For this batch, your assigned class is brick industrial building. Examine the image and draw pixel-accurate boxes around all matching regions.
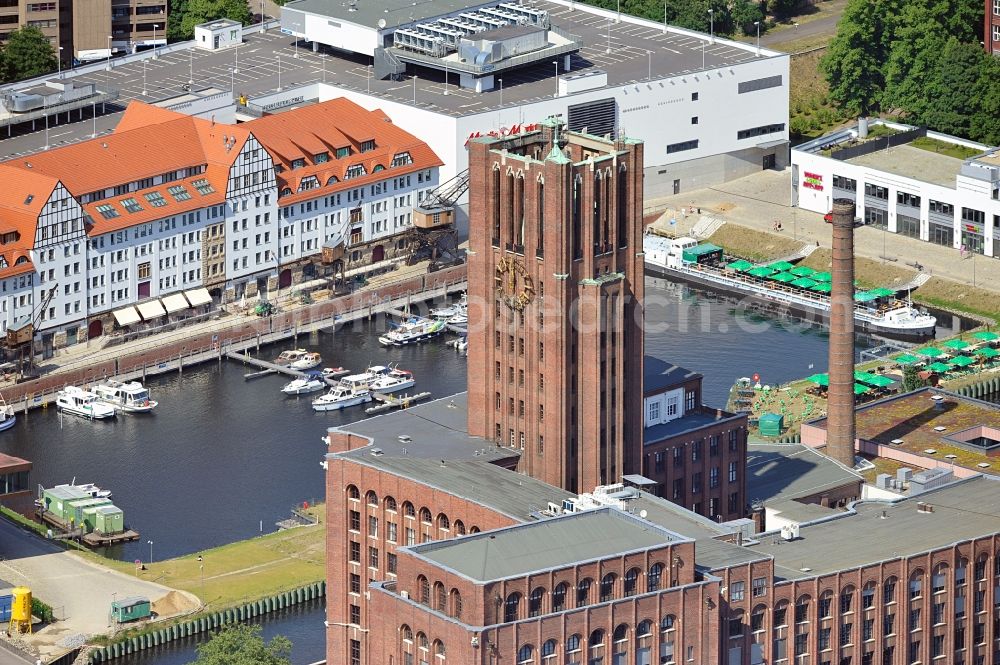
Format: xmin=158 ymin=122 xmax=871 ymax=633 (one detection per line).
xmin=987 ymin=0 xmax=1000 ymax=55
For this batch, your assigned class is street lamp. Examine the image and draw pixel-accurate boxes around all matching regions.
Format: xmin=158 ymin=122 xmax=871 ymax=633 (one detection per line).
xmin=647 ymin=50 xmax=651 ymax=81
xmin=147 ymin=540 xmax=154 ymax=565
xmin=234 ymin=42 xmax=239 ymax=74
xmin=708 ymin=8 xmax=714 ymax=44
xmin=188 ymin=48 xmax=193 ymax=86
xmin=152 ymin=24 xmax=159 ymax=59
xmin=57 ymin=46 xmax=63 ymax=78
xmin=616 ymin=0 xmax=620 ymax=22
xmin=663 ymin=1 xmax=667 ymax=33
xmin=553 ymin=60 xmax=559 ymax=98
xmin=230 ymin=67 xmax=235 ymax=95
xmin=197 ymin=555 xmax=204 ymax=588
xmin=754 ymin=21 xmax=760 ymax=54
xmin=105 ymin=35 xmax=112 ymax=75
xmin=142 ymin=59 xmax=147 ymax=96
xmin=277 ymin=54 xmax=282 ymax=91
xmin=367 ymin=63 xmax=371 ymax=93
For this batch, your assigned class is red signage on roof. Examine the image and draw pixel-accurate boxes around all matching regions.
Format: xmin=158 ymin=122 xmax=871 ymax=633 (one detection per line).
xmin=465 ymin=123 xmax=541 ymax=146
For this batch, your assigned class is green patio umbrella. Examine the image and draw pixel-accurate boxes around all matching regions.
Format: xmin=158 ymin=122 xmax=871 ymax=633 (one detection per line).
xmin=806 ymin=373 xmax=829 ymax=387
xmin=926 ymin=362 xmax=953 ymax=373
xmin=975 ymin=347 xmax=1000 ymax=358
xmin=747 ymin=266 xmax=776 ymax=278
xmin=854 ymin=291 xmax=879 ymax=303
xmin=862 ymin=374 xmax=895 ymax=388
xmin=854 ymin=383 xmax=870 ymax=395
xmin=854 ymin=371 xmax=878 ymax=383
xmin=812 ymin=271 xmax=832 ymax=282
xmin=768 ymin=261 xmax=794 ymax=271
xmin=810 ymin=283 xmax=832 ymax=293
xmin=915 ymin=347 xmax=944 ymax=358
xmin=789 ymin=265 xmax=816 ymax=277
xmin=868 ymin=287 xmax=896 ymax=298
xmin=973 ymin=331 xmax=999 ymax=342
xmin=770 ymin=272 xmax=797 ymax=283
xmin=942 ymin=339 xmax=970 ymax=351
xmin=895 ymin=354 xmax=921 ymax=365
xmin=727 ymin=259 xmax=754 ymax=272
xmin=950 ymin=355 xmax=976 ymax=367
xmin=790 ymin=277 xmax=817 ymax=289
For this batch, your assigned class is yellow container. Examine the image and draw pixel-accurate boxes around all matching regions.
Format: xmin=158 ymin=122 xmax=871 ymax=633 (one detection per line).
xmin=9 ymin=586 xmax=31 ymax=633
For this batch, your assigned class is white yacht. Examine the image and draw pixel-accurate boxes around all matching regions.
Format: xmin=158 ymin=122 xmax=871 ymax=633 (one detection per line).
xmin=281 ymin=375 xmax=326 ymax=395
xmin=56 ymin=387 xmax=117 ymax=420
xmin=311 ymin=380 xmax=372 ymax=411
xmin=0 ymin=394 xmax=15 ymax=432
xmin=378 ymin=317 xmax=446 ymax=346
xmin=70 ymin=480 xmax=112 ymax=499
xmin=275 ymin=349 xmax=309 ymax=366
xmin=93 ymin=379 xmax=158 ymax=413
xmin=289 ymin=352 xmax=322 ymax=371
xmin=369 ymin=367 xmax=415 ymax=394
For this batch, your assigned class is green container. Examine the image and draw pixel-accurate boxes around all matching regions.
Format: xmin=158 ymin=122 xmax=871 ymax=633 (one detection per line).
xmin=93 ymin=505 xmax=125 ymax=535
xmin=758 ymin=412 xmax=784 ymax=437
xmin=111 ymin=596 xmax=151 ymax=624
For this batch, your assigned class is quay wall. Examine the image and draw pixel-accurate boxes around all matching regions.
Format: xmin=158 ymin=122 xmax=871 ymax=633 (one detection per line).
xmin=4 ymin=266 xmax=466 ymax=414
xmin=86 ymin=581 xmax=326 ymax=663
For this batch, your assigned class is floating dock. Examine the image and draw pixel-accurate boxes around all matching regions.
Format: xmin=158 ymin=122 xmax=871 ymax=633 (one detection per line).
xmin=365 ymin=391 xmax=432 ymax=414
xmin=225 ymin=351 xmax=308 ymax=380
xmin=35 ymin=510 xmax=140 ymax=547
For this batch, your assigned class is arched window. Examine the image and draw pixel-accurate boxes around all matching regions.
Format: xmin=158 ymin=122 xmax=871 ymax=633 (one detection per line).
xmin=612 ymin=624 xmax=629 ymax=662
xmin=541 ymin=639 xmax=557 ymax=659
xmin=976 ymin=555 xmax=989 ymax=581
xmin=795 ymin=594 xmax=811 ymax=624
xmin=280 ymin=187 xmax=292 ymax=196
xmin=660 ymin=615 xmax=676 ymax=664
xmin=566 ymin=634 xmax=581 ymax=654
xmin=505 ymin=592 xmax=521 ymax=622
xmin=529 ymin=587 xmax=545 ymax=617
xmin=577 ymin=578 xmax=592 ymax=607
xmin=420 ymin=507 xmax=432 ymax=524
xmin=883 ymin=576 xmax=898 ymax=605
xmin=384 ymin=496 xmax=397 ymax=512
xmin=624 ymin=568 xmax=640 ymax=596
xmin=862 ymin=582 xmax=877 ymax=609
xmin=648 ymin=563 xmax=664 ymax=592
xmin=326 ymin=176 xmax=339 ymax=185
xmin=637 ymin=620 xmax=653 ymax=637
xmin=751 ymin=605 xmax=767 ymax=634
xmin=661 ymin=614 xmax=676 ymax=632
xmin=589 ymin=629 xmax=605 ymax=658
xmin=454 ymin=519 xmax=466 ymax=535
xmin=417 ymin=632 xmax=428 ymax=651
xmin=909 ymin=570 xmax=924 ymax=600
xmin=932 ymin=563 xmax=949 ymax=593
xmin=552 ymin=582 xmax=567 ymax=612
xmin=729 ymin=610 xmax=744 ymax=639
xmin=434 ymin=581 xmax=446 ymax=612
xmin=517 ymin=644 xmax=534 ymax=664
xmin=403 ymin=501 xmax=415 ymax=518
xmin=401 ymin=624 xmax=413 ymax=642
xmin=366 ymin=490 xmax=378 ymax=507
xmin=373 ymin=164 xmax=386 ymax=172
xmin=839 ymin=585 xmax=855 ymax=614
xmin=956 ymin=557 xmax=968 ymax=585
xmin=437 ymin=513 xmax=450 ymax=531
xmin=819 ymin=590 xmax=834 ymax=618
xmin=600 ymin=572 xmax=616 ymax=602
xmin=774 ymin=600 xmax=789 ymax=628
xmin=470 ymin=525 xmax=480 ymax=534
xmin=450 ymin=588 xmax=462 ymax=619
xmin=347 ymin=485 xmax=360 ymax=501
xmin=417 ymin=575 xmax=430 ymax=604
xmin=434 ymin=639 xmax=445 ymax=658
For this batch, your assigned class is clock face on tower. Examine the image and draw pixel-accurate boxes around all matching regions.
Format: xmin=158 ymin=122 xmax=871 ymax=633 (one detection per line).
xmin=495 ymin=256 xmax=535 ymax=311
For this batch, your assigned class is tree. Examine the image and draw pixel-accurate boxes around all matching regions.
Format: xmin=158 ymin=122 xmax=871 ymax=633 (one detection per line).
xmin=192 ymin=625 xmax=292 ymax=665
xmin=971 ymin=55 xmax=1000 ymax=144
xmin=768 ymin=0 xmax=800 ymax=20
xmin=922 ymin=38 xmax=984 ymax=138
xmin=881 ymin=1 xmax=948 ymax=118
xmin=821 ymin=0 xmax=898 ymax=117
xmin=178 ymin=0 xmax=253 ymax=39
xmin=731 ymin=0 xmax=764 ymax=36
xmin=1 ymin=26 xmax=56 ymax=83
xmin=902 ymin=365 xmax=928 ymax=392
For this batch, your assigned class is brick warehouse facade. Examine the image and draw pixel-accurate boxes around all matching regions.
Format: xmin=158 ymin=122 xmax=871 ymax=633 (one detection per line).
xmin=465 ymin=117 xmax=646 ymax=493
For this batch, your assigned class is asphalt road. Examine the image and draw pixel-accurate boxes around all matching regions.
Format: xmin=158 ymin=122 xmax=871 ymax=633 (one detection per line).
xmin=0 ymin=27 xmax=331 ymax=160
xmin=760 ymin=1 xmax=846 ymax=49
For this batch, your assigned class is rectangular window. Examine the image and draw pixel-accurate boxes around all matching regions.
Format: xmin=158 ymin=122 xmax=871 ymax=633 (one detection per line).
xmin=349 ymin=541 xmax=360 ymax=562
xmin=752 ymin=577 xmax=767 ymax=597
xmin=167 ymin=185 xmax=192 ymax=201
xmin=736 ymin=123 xmax=786 ymax=140
xmin=667 ymin=139 xmax=699 ymax=154
xmin=95 ymin=204 xmax=119 ymax=219
xmin=738 ymin=75 xmax=782 ymax=93
xmin=192 ymin=179 xmax=215 ymax=195
xmin=349 ymin=573 xmax=361 ymax=595
xmin=730 ymin=581 xmax=745 ymax=601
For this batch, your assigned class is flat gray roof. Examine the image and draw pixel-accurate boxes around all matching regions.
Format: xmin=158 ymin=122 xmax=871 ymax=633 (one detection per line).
xmin=409 ymin=507 xmax=680 ymax=580
xmin=747 ymin=475 xmax=1000 ymax=580
xmin=284 ymin=0 xmax=496 ymax=29
xmin=747 ymin=443 xmax=862 ymax=505
xmin=644 ymin=409 xmax=741 ymax=445
xmin=306 ymin=0 xmax=771 ymax=118
xmin=644 ymin=354 xmax=699 ymax=394
xmin=844 ymin=143 xmax=962 ymax=188
xmin=332 ymin=393 xmax=572 ymax=520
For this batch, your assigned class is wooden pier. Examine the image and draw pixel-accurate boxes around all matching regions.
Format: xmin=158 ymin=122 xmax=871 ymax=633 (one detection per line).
xmin=365 ymin=391 xmax=432 ymax=414
xmin=225 ymin=351 xmax=308 ymax=380
xmin=35 ymin=510 xmax=140 ymax=547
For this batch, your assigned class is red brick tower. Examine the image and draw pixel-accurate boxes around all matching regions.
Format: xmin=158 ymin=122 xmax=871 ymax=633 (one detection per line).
xmin=827 ymin=198 xmax=857 ymax=468
xmin=465 ymin=117 xmax=645 ymax=493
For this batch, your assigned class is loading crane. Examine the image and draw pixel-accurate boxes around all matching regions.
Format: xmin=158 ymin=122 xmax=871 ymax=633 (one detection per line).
xmin=405 ymin=169 xmax=469 ymax=269
xmin=5 ymin=284 xmax=56 ymax=379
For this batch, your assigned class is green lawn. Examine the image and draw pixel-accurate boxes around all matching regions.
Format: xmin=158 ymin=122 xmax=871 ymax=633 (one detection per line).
xmin=910 ymin=136 xmax=982 ymax=160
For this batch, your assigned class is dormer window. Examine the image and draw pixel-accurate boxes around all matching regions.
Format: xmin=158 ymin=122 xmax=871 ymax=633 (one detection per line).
xmin=360 ymin=140 xmax=375 ymax=153
xmin=314 ymin=152 xmax=329 ymax=164
xmin=0 ymin=232 xmax=19 ymax=245
xmin=344 ymin=164 xmax=366 ymax=180
xmin=391 ymin=152 xmax=413 ymax=167
xmin=15 ymin=256 xmax=28 ymax=265
xmin=298 ymin=176 xmax=319 ymax=191
xmin=274 ymin=164 xmax=285 ymax=174
xmin=336 ymin=146 xmax=351 ymax=159
xmin=291 ymin=158 xmax=306 ymax=169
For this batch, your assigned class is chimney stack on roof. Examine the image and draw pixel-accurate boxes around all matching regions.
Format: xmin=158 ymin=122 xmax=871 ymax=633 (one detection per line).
xmin=827 ymin=198 xmax=857 ymax=468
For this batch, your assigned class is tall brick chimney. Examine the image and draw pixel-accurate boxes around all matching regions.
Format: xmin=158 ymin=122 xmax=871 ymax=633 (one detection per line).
xmin=827 ymin=198 xmax=856 ymax=468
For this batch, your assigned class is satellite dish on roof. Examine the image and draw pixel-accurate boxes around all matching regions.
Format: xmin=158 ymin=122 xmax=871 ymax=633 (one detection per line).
xmin=639 ymin=510 xmax=648 ymax=519
xmin=378 ymin=18 xmax=386 ymax=28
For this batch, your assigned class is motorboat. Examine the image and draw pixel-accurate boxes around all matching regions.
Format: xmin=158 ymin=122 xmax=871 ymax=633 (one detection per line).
xmin=456 ymin=337 xmax=468 ymax=353
xmin=289 ymin=352 xmax=323 ymax=371
xmin=93 ymin=379 xmax=158 ymax=413
xmin=447 ymin=312 xmax=468 ymax=325
xmin=275 ymin=349 xmax=309 ymax=366
xmin=281 ymin=374 xmax=327 ymax=395
xmin=311 ymin=380 xmax=372 ymax=411
xmin=320 ymin=367 xmax=351 ymax=380
xmin=69 ymin=479 xmax=112 ymax=499
xmin=378 ymin=317 xmax=446 ymax=346
xmin=0 ymin=394 xmax=15 ymax=432
xmin=56 ymin=387 xmax=117 ymax=420
xmin=429 ymin=304 xmax=460 ymax=320
xmin=369 ymin=366 xmax=415 ymax=394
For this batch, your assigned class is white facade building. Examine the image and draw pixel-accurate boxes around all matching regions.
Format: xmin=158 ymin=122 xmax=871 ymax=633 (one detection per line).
xmin=793 ymin=120 xmax=1000 ymax=259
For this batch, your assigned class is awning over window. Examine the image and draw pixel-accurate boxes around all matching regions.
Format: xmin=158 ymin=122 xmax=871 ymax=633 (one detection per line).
xmin=113 ymin=306 xmax=141 ymax=326
xmin=161 ymin=292 xmax=190 ymax=313
xmin=136 ymin=300 xmax=166 ymax=320
xmin=184 ymin=288 xmax=212 ymax=307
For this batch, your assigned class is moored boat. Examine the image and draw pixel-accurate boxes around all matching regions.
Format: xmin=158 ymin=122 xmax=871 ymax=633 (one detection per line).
xmin=93 ymin=379 xmax=158 ymax=413
xmin=289 ymin=352 xmax=323 ymax=371
xmin=312 ymin=380 xmax=372 ymax=411
xmin=378 ymin=317 xmax=446 ymax=346
xmin=275 ymin=349 xmax=309 ymax=366
xmin=281 ymin=374 xmax=327 ymax=395
xmin=57 ymin=387 xmax=117 ymax=420
xmin=369 ymin=366 xmax=415 ymax=394
xmin=0 ymin=394 xmax=15 ymax=431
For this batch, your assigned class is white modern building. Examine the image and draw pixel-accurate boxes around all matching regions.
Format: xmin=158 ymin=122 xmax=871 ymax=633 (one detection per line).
xmin=277 ymin=0 xmax=790 ymax=199
xmin=0 ymin=97 xmax=441 ymax=353
xmin=793 ymin=120 xmax=1000 ymax=259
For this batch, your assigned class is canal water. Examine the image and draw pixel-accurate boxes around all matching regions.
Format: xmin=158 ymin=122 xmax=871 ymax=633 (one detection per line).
xmin=0 ymin=278 xmax=975 ymax=664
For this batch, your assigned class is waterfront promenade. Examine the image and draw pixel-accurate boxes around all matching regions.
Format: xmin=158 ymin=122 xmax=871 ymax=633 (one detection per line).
xmin=0 ymin=263 xmax=466 ymax=413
